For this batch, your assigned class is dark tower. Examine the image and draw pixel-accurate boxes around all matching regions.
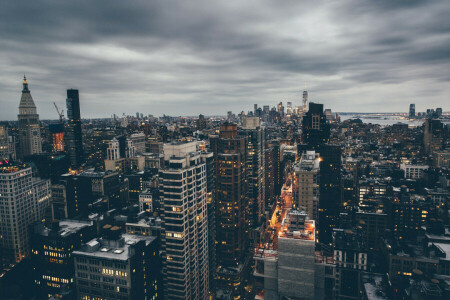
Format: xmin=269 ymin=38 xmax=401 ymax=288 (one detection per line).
xmin=409 ymin=104 xmax=415 ymax=118
xmin=211 ymin=123 xmax=250 ymax=297
xmin=66 ymin=89 xmax=84 ymax=168
xmin=301 ymin=102 xmax=330 ymax=150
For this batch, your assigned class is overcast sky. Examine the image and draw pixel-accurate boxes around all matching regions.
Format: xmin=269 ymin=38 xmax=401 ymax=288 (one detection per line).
xmin=1 ymin=0 xmax=449 ymax=120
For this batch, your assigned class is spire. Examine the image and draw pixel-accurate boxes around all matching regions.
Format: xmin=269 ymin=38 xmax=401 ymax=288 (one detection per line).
xmin=22 ymin=75 xmax=29 ymax=93
xmin=19 ymin=76 xmax=36 ymax=111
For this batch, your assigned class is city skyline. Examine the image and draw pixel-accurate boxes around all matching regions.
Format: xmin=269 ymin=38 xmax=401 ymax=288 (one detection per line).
xmin=1 ymin=0 xmax=450 ymax=120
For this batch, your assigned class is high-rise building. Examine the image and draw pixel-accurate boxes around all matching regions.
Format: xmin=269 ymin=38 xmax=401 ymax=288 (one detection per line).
xmin=254 ymin=210 xmax=316 ymax=299
xmin=332 ymin=228 xmax=368 ymax=299
xmin=318 ymin=144 xmax=342 ymax=246
xmin=0 ymin=162 xmax=49 ymax=263
xmin=49 ymin=123 xmax=65 ymax=152
xmin=301 ymin=102 xmax=330 ymax=150
xmin=159 ymin=141 xmax=209 ymax=299
xmin=30 ymin=220 xmax=96 ymax=299
xmin=239 ymin=117 xmax=265 ymax=229
xmin=302 ymin=90 xmax=309 ymax=113
xmin=409 ymin=104 xmax=415 ymax=118
xmin=129 ymin=132 xmax=146 ymax=154
xmin=73 ymin=231 xmax=161 ymax=300
xmin=197 ymin=114 xmax=207 ymax=130
xmin=211 ymin=123 xmax=250 ymax=298
xmin=66 ymin=89 xmax=84 ymax=168
xmin=18 ymin=76 xmax=42 ymax=158
xmin=423 ymin=118 xmax=444 ymax=155
xmin=0 ymin=124 xmax=16 ymax=160
xmin=293 ymin=151 xmax=320 ymax=223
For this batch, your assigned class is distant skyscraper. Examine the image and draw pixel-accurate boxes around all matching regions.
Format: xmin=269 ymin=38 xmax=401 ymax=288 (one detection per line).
xmin=302 ymin=90 xmax=309 ymax=113
xmin=66 ymin=89 xmax=84 ymax=168
xmin=160 ymin=141 xmax=209 ymax=299
xmin=18 ymin=76 xmax=42 ymax=158
xmin=409 ymin=104 xmax=415 ymax=118
xmin=197 ymin=114 xmax=207 ymax=130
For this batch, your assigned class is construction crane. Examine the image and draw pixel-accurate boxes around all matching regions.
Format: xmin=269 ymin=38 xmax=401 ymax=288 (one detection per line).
xmin=53 ymin=102 xmax=64 ymax=123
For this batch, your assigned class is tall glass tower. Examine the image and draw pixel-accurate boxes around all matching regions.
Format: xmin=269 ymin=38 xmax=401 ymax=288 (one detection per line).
xmin=66 ymin=89 xmax=84 ymax=167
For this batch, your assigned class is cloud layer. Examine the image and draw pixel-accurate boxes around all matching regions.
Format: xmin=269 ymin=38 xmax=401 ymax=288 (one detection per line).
xmin=1 ymin=0 xmax=449 ymax=119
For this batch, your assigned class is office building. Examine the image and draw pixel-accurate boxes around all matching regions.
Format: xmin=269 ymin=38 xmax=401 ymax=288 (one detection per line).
xmin=302 ymin=90 xmax=309 ymax=113
xmin=0 ymin=162 xmax=48 ymax=263
xmin=301 ymin=102 xmax=330 ymax=150
xmin=73 ymin=230 xmax=161 ymax=300
xmin=423 ymin=118 xmax=444 ymax=155
xmin=49 ymin=123 xmax=65 ymax=152
xmin=239 ymin=117 xmax=265 ymax=229
xmin=211 ymin=123 xmax=250 ymax=298
xmin=66 ymin=89 xmax=84 ymax=168
xmin=30 ymin=220 xmax=95 ymax=299
xmin=254 ymin=210 xmax=316 ymax=299
xmin=318 ymin=144 xmax=342 ymax=246
xmin=0 ymin=124 xmax=15 ymax=161
xmin=197 ymin=114 xmax=207 ymax=130
xmin=409 ymin=104 xmax=415 ymax=118
xmin=293 ymin=151 xmax=320 ymax=223
xmin=159 ymin=141 xmax=209 ymax=299
xmin=129 ymin=132 xmax=146 ymax=154
xmin=333 ymin=228 xmax=368 ymax=299
xmin=18 ymin=76 xmax=42 ymax=158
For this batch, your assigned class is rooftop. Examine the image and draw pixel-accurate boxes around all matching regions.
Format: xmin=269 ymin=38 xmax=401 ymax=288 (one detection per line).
xmin=73 ymin=234 xmax=156 ymax=261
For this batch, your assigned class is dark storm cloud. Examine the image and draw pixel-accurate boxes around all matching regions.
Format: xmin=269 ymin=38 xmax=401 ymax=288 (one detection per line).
xmin=0 ymin=0 xmax=449 ymax=119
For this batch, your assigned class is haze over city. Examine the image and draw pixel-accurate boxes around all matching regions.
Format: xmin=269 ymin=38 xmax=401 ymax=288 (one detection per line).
xmin=1 ymin=0 xmax=449 ymax=120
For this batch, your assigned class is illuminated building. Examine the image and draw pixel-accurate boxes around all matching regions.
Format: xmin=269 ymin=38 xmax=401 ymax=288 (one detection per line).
xmin=239 ymin=117 xmax=265 ymax=229
xmin=0 ymin=162 xmax=49 ymax=263
xmin=0 ymin=124 xmax=16 ymax=160
xmin=49 ymin=123 xmax=65 ymax=152
xmin=18 ymin=76 xmax=42 ymax=158
xmin=73 ymin=230 xmax=161 ymax=300
xmin=159 ymin=141 xmax=209 ymax=299
xmin=139 ymin=189 xmax=153 ymax=212
xmin=211 ymin=123 xmax=250 ymax=298
xmin=293 ymin=151 xmax=320 ymax=222
xmin=423 ymin=118 xmax=444 ymax=155
xmin=254 ymin=210 xmax=316 ymax=299
xmin=66 ymin=89 xmax=84 ymax=168
xmin=30 ymin=220 xmax=95 ymax=299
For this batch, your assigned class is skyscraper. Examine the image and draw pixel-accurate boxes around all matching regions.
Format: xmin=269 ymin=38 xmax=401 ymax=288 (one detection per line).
xmin=18 ymin=76 xmax=42 ymax=158
xmin=160 ymin=141 xmax=209 ymax=299
xmin=0 ymin=162 xmax=49 ymax=263
xmin=239 ymin=117 xmax=265 ymax=229
xmin=409 ymin=104 xmax=415 ymax=118
xmin=66 ymin=89 xmax=84 ymax=168
xmin=301 ymin=102 xmax=330 ymax=150
xmin=211 ymin=123 xmax=250 ymax=297
xmin=302 ymin=90 xmax=309 ymax=113
xmin=0 ymin=124 xmax=16 ymax=160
